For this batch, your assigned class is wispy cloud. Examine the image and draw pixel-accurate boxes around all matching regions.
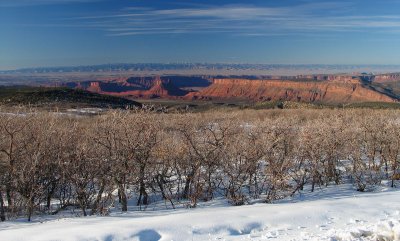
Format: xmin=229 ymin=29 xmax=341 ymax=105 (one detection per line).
xmin=13 ymin=1 xmax=400 ymax=37
xmin=66 ymin=2 xmax=400 ymax=37
xmin=0 ymin=0 xmax=100 ymax=7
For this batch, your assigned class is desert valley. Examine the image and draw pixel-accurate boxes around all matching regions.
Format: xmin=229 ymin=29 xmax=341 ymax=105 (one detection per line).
xmin=64 ymin=74 xmax=399 ymax=103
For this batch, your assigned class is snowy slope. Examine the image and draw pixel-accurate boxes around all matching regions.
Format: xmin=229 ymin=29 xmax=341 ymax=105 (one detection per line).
xmin=1 ymin=184 xmax=399 ymax=241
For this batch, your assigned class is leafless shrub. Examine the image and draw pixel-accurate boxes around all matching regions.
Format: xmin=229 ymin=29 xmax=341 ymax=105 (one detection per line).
xmin=0 ymin=108 xmax=399 ymax=220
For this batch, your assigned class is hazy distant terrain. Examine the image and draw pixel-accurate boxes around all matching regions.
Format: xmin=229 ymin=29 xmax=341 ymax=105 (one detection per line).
xmin=2 ymin=63 xmax=400 ymax=76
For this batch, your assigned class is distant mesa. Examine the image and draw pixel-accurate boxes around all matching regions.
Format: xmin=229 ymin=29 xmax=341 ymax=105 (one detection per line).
xmin=372 ymin=73 xmax=400 ymax=83
xmin=67 ymin=76 xmax=210 ymax=99
xmin=189 ymin=78 xmax=395 ymax=103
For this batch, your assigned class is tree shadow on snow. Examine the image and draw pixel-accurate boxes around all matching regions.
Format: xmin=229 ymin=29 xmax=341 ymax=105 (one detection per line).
xmin=133 ymin=229 xmax=161 ymax=241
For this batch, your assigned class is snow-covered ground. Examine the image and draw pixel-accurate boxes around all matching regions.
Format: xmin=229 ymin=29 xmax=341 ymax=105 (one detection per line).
xmin=1 ymin=184 xmax=399 ymax=241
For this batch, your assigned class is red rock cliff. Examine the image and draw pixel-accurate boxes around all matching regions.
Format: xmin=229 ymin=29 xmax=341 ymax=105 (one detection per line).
xmin=188 ymin=79 xmax=395 ymax=103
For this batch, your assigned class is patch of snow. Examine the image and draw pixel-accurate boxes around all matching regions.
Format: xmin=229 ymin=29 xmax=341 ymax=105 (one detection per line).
xmin=0 ymin=184 xmax=399 ymax=241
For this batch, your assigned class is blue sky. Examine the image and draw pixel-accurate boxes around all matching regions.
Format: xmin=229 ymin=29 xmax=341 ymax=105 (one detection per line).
xmin=1 ymin=0 xmax=400 ymax=70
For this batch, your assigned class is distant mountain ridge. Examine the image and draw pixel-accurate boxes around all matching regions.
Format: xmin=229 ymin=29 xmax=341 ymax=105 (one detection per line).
xmin=3 ymin=63 xmax=400 ymax=75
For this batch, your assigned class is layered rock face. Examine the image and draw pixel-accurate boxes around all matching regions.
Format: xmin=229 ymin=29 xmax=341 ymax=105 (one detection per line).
xmin=189 ymin=79 xmax=395 ymax=103
xmin=373 ymin=74 xmax=400 ymax=83
xmin=143 ymin=79 xmax=188 ymax=97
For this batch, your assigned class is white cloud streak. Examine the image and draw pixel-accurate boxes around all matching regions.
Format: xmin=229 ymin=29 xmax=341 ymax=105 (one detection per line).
xmin=0 ymin=0 xmax=100 ymax=7
xmin=78 ymin=3 xmax=400 ymax=36
xmin=12 ymin=1 xmax=400 ymax=37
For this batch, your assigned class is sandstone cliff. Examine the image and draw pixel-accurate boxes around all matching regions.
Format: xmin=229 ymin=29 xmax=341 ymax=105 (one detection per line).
xmin=188 ymin=79 xmax=395 ymax=103
xmin=373 ymin=74 xmax=400 ymax=83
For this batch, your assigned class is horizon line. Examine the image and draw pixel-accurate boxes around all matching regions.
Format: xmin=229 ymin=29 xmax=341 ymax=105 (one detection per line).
xmin=2 ymin=62 xmax=400 ymax=72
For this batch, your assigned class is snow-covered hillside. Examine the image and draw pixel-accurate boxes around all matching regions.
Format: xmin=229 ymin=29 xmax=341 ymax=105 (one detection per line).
xmin=1 ymin=184 xmax=399 ymax=241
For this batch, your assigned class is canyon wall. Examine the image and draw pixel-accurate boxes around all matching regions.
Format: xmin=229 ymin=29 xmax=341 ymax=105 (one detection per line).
xmin=373 ymin=74 xmax=400 ymax=83
xmin=189 ymin=79 xmax=395 ymax=103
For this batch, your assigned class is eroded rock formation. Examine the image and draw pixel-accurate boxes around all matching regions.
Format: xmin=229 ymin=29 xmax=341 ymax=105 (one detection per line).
xmin=64 ymin=75 xmax=397 ymax=103
xmin=188 ymin=79 xmax=395 ymax=103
